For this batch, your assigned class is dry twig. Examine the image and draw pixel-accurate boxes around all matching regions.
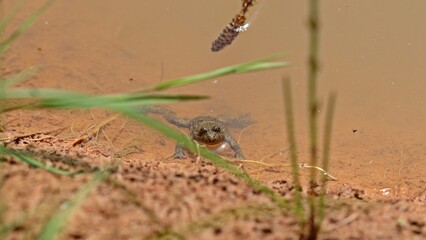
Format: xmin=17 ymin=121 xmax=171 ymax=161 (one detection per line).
xmin=0 ymin=127 xmax=66 ymax=143
xmin=71 ymin=114 xmax=119 ymax=147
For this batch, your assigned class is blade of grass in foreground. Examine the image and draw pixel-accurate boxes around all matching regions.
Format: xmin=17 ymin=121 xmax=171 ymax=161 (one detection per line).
xmin=146 ymin=54 xmax=289 ymax=91
xmin=0 ymin=87 xmax=207 ymax=112
xmin=37 ymin=170 xmax=109 ymax=240
xmin=0 ymin=68 xmax=40 ymax=111
xmin=282 ymin=78 xmax=305 ymax=222
xmin=318 ymin=92 xmax=336 ymax=224
xmin=1 ymin=54 xmax=288 ymax=111
xmin=0 ymin=0 xmax=26 ymax=36
xmin=0 ymin=0 xmax=54 ymax=54
xmin=307 ymin=0 xmax=321 ymax=238
xmin=39 ymin=94 xmax=207 ymax=109
xmin=0 ymin=67 xmax=38 ymax=88
xmin=0 ymin=146 xmax=75 ymax=176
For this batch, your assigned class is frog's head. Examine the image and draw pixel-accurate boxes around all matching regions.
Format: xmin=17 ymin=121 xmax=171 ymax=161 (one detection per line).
xmin=190 ymin=118 xmax=225 ymax=145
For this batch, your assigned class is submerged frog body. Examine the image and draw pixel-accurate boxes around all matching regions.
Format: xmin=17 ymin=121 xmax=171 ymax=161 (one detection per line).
xmin=145 ymin=107 xmax=253 ymax=159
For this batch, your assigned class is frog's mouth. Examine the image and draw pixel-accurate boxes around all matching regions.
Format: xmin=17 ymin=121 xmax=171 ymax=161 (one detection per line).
xmin=197 ymin=138 xmax=222 ymax=145
xmin=194 ymin=135 xmax=223 ymax=146
xmin=203 ymin=141 xmax=224 ymax=147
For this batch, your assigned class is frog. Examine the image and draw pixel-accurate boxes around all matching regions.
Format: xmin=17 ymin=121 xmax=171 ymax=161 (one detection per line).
xmin=144 ymin=106 xmax=254 ymax=159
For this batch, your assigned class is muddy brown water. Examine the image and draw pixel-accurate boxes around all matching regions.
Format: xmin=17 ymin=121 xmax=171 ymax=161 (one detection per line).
xmin=1 ymin=0 xmax=425 ymax=239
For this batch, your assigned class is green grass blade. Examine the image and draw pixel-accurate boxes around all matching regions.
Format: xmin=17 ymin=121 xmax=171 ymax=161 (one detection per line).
xmin=0 ymin=146 xmax=74 ymax=176
xmin=39 ymin=94 xmax=207 ymax=109
xmin=37 ymin=170 xmax=109 ymax=240
xmin=0 ymin=87 xmax=83 ymax=113
xmin=0 ymin=87 xmax=207 ymax=111
xmin=282 ymin=78 xmax=305 ymax=222
xmin=318 ymin=92 xmax=336 ymax=224
xmin=307 ymin=0 xmax=321 ymax=238
xmin=148 ymin=54 xmax=289 ymax=91
xmin=0 ymin=88 xmax=84 ymax=99
xmin=0 ymin=68 xmax=40 ymax=112
xmin=0 ymin=0 xmax=53 ymax=54
xmin=0 ymin=0 xmax=26 ymax=36
xmin=0 ymin=67 xmax=38 ymax=88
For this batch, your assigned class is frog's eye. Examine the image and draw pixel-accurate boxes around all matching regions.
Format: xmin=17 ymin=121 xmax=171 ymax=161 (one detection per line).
xmin=212 ymin=126 xmax=221 ymax=133
xmin=198 ymin=127 xmax=207 ymax=136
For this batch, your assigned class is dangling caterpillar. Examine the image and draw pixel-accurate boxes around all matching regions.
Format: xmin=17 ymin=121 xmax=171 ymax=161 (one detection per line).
xmin=211 ymin=0 xmax=256 ymax=52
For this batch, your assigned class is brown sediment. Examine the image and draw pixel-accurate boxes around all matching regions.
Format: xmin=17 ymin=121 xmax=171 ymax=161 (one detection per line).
xmin=1 ymin=132 xmax=425 ymax=239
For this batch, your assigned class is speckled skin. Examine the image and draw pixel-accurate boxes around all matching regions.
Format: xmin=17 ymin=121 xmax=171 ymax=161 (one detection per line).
xmin=146 ymin=107 xmax=245 ymax=159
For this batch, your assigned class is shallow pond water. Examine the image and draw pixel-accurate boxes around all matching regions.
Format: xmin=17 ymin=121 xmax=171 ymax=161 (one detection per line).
xmin=4 ymin=0 xmax=426 ymax=198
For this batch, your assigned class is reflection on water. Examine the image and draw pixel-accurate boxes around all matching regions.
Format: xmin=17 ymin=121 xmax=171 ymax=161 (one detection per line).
xmin=5 ymin=0 xmax=426 ymax=195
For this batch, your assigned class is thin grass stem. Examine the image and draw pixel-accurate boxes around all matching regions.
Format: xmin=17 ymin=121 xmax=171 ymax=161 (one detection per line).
xmin=282 ymin=77 xmax=305 ymax=223
xmin=0 ymin=0 xmax=26 ymax=37
xmin=308 ymin=0 xmax=320 ymax=188
xmin=307 ymin=0 xmax=320 ymax=238
xmin=0 ymin=146 xmax=76 ymax=176
xmin=0 ymin=0 xmax=53 ymax=54
xmin=318 ymin=93 xmax=336 ymax=224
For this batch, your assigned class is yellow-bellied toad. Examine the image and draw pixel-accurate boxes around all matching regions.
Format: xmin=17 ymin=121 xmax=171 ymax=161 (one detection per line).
xmin=145 ymin=107 xmax=253 ymax=159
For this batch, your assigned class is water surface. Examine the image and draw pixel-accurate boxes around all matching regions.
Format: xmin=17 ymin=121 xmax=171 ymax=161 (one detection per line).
xmin=6 ymin=0 xmax=426 ymax=197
